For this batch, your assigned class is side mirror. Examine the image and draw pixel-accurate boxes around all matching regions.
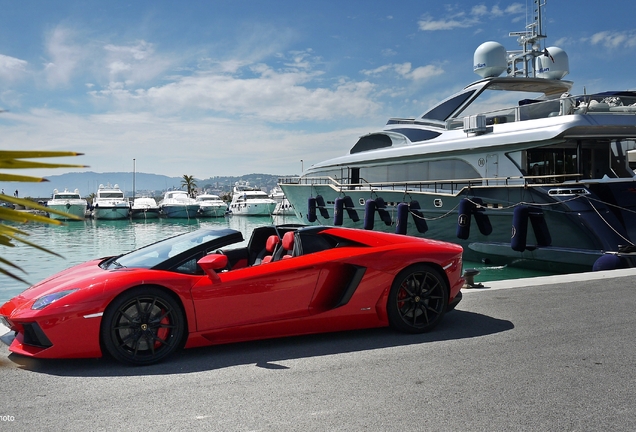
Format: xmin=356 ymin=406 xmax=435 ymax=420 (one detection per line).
xmin=198 ymin=254 xmax=229 ymax=281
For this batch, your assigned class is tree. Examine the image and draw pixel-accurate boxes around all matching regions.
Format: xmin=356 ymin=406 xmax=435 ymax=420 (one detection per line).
xmin=0 ymin=150 xmax=86 ymax=283
xmin=181 ymin=175 xmax=197 ymax=197
xmin=86 ymin=192 xmax=96 ymax=206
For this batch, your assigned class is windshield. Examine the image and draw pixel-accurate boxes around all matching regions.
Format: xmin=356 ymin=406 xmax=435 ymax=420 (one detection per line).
xmin=54 ymin=194 xmax=81 ymax=199
xmin=103 ymin=229 xmax=239 ymax=270
xmin=419 ymin=90 xmax=475 ymax=122
xmin=99 ymin=192 xmax=124 ymax=199
xmin=456 ymin=88 xmax=550 ymax=119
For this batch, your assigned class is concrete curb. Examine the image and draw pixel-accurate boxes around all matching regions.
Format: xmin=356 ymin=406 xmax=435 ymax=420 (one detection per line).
xmin=463 ymin=267 xmax=636 ymax=292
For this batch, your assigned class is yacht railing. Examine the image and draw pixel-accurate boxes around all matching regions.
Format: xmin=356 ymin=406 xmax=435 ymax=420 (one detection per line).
xmin=278 ymin=174 xmax=584 ymax=196
xmin=445 ymin=94 xmax=636 ymax=131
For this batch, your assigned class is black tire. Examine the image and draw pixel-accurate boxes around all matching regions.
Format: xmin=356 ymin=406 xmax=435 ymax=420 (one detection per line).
xmin=387 ymin=264 xmax=449 ymax=333
xmin=101 ymin=287 xmax=185 ymax=365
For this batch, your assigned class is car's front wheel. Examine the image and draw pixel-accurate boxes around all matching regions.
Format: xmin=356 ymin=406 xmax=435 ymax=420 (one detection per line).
xmin=101 ymin=287 xmax=185 ymax=365
xmin=387 ymin=264 xmax=449 ymax=333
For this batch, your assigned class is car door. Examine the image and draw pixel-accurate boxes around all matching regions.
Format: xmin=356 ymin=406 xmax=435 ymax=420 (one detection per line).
xmin=191 ymin=257 xmax=320 ymax=331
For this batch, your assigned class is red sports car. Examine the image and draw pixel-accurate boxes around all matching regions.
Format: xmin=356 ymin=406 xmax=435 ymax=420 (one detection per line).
xmin=0 ymin=225 xmax=464 ymax=365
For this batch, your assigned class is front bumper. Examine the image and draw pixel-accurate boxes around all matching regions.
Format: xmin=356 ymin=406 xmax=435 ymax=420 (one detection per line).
xmin=0 ymin=309 xmax=104 ymax=359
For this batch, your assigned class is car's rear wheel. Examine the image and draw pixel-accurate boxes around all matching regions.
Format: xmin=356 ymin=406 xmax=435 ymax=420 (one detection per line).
xmin=387 ymin=264 xmax=449 ymax=333
xmin=101 ymin=287 xmax=185 ymax=365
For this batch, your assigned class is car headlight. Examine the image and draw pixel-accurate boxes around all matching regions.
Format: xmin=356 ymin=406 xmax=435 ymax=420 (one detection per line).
xmin=32 ymin=289 xmax=78 ymax=310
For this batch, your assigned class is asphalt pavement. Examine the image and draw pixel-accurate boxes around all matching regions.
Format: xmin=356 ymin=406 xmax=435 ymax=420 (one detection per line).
xmin=1 ymin=268 xmax=635 ymax=431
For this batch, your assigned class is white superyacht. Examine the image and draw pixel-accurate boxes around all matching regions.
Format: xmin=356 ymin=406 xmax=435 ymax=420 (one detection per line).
xmin=280 ymin=0 xmax=636 ymax=273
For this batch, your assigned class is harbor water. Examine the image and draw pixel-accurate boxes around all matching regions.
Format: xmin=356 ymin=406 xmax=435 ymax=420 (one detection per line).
xmin=0 ymin=215 xmax=552 ymax=303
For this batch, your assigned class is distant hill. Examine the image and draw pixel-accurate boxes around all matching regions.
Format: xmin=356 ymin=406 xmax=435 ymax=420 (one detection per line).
xmin=0 ymin=171 xmax=293 ymax=200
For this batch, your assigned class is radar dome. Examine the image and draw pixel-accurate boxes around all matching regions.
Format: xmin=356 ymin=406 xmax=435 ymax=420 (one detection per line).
xmin=535 ymin=47 xmax=569 ymax=80
xmin=473 ymin=42 xmax=507 ymax=78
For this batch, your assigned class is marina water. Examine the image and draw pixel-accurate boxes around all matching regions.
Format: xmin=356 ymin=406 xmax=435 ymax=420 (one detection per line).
xmin=0 ymin=215 xmax=552 ymax=303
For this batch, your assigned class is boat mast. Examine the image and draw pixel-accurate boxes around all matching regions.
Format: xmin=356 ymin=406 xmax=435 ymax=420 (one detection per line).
xmin=132 ymin=158 xmax=136 ymax=201
xmin=507 ymin=0 xmax=547 ymax=77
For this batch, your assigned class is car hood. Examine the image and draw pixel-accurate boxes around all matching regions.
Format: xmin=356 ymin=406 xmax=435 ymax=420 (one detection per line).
xmin=0 ymin=258 xmax=108 ymax=315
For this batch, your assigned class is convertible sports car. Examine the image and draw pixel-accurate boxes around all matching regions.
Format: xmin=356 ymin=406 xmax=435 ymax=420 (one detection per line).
xmin=0 ymin=225 xmax=464 ymax=365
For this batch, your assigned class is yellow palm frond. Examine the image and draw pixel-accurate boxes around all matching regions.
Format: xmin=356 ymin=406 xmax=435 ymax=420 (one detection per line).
xmin=1 ymin=149 xmax=87 ymax=284
xmin=0 ymin=150 xmax=84 ymax=159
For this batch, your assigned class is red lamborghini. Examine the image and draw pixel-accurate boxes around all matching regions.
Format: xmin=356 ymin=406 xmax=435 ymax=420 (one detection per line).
xmin=0 ymin=225 xmax=464 ymax=365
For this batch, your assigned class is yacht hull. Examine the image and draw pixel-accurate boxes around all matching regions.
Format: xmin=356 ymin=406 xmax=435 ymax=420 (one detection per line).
xmin=130 ymin=208 xmax=160 ymax=219
xmin=47 ymin=203 xmax=87 ymax=221
xmin=161 ymin=204 xmax=200 ymax=219
xmin=92 ymin=205 xmax=130 ymax=220
xmin=281 ymin=180 xmax=636 ymax=273
xmin=198 ymin=205 xmax=227 ymax=217
xmin=228 ymin=202 xmax=275 ymax=216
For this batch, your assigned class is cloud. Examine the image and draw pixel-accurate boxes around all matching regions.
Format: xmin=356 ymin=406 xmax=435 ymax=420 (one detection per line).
xmin=471 ymin=5 xmax=489 ymax=17
xmin=418 ymin=14 xmax=474 ymax=31
xmin=40 ymin=26 xmax=179 ymax=91
xmin=104 ymin=41 xmax=154 ymax=61
xmin=102 ymin=40 xmax=176 ymax=85
xmin=408 ymin=64 xmax=445 ymax=80
xmin=0 ymin=54 xmax=28 ymax=82
xmin=381 ymin=48 xmax=397 ymax=57
xmin=283 ymin=49 xmax=317 ymax=71
xmin=43 ymin=26 xmax=87 ymax=87
xmin=172 ymin=72 xmax=375 ymax=121
xmin=0 ymin=108 xmax=373 ymax=178
xmin=590 ymin=31 xmax=636 ymax=49
xmin=418 ymin=3 xmax=525 ymax=31
xmin=505 ymin=3 xmax=526 ymax=14
xmin=85 ymin=46 xmax=382 ymax=123
xmin=362 ymin=62 xmax=444 ymax=82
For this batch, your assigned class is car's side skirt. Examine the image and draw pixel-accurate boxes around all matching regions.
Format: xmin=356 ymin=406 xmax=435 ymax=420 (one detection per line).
xmin=184 ymin=308 xmax=387 ymax=349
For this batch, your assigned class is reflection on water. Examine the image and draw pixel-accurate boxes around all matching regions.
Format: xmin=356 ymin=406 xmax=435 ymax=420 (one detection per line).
xmin=0 ymin=213 xmax=545 ymax=303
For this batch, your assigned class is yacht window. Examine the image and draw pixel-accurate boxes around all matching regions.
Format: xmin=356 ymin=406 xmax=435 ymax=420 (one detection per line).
xmin=420 ymin=90 xmax=475 ymax=121
xmin=100 ymin=192 xmax=124 ymax=199
xmin=388 ymin=128 xmax=441 ymax=143
xmin=527 ymin=147 xmax=578 ymax=182
xmin=350 ymin=167 xmax=360 ymax=185
xmin=361 ymin=159 xmax=480 ymax=183
xmin=526 ymin=139 xmax=636 ymax=182
xmin=310 ymin=168 xmax=347 ymax=182
xmin=350 ymin=134 xmax=392 ymax=154
xmin=610 ymin=140 xmax=636 ymax=178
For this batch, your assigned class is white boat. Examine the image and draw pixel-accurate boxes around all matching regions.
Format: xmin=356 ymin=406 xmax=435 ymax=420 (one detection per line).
xmin=228 ymin=182 xmax=276 ymax=216
xmin=270 ymin=187 xmax=295 ymax=216
xmin=280 ymin=1 xmax=636 ymax=274
xmin=92 ymin=184 xmax=130 ymax=220
xmin=130 ymin=196 xmax=160 ymax=219
xmin=47 ymin=188 xmax=87 ymax=221
xmin=195 ymin=194 xmax=227 ymax=217
xmin=159 ymin=190 xmax=200 ymax=218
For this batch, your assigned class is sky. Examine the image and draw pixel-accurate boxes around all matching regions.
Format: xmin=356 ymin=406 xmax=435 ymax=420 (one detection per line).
xmin=1 ymin=0 xmax=635 ymax=180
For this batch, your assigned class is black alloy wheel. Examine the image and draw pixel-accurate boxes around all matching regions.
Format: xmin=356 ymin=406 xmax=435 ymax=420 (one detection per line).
xmin=101 ymin=287 xmax=185 ymax=365
xmin=387 ymin=264 xmax=449 ymax=333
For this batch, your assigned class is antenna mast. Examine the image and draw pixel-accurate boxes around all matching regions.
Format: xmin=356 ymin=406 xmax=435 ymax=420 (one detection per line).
xmin=507 ymin=0 xmax=547 ymax=77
